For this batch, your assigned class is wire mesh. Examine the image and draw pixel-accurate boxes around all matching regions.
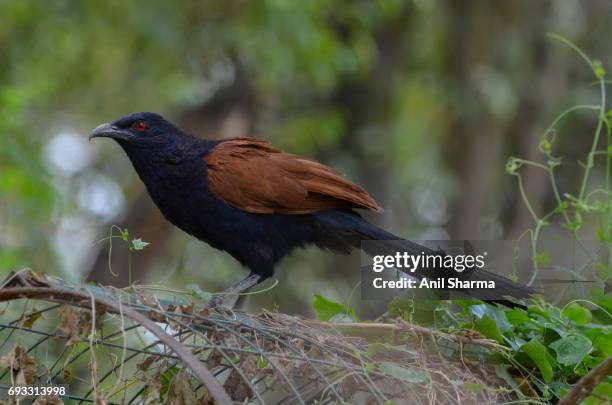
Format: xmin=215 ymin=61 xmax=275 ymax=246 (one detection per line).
xmin=0 ymin=270 xmax=514 ymax=404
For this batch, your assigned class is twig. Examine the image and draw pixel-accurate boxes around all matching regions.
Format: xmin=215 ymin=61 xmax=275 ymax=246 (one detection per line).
xmin=316 ymin=320 xmax=509 ymax=351
xmin=558 ymin=357 xmax=612 ymax=405
xmin=87 ymin=290 xmax=100 ymax=401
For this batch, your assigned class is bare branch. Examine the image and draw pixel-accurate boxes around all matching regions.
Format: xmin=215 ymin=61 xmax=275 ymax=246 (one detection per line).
xmin=559 ymin=356 xmax=612 ymax=405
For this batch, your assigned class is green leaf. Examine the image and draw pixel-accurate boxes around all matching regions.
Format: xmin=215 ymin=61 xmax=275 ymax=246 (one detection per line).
xmin=474 ymin=315 xmax=504 ymax=343
xmin=592 ymin=60 xmax=606 ymax=79
xmin=539 ymin=138 xmax=552 ymax=152
xmin=532 ymin=251 xmax=550 ymax=267
xmin=583 ymin=382 xmax=612 ymax=405
xmin=328 ymin=313 xmax=355 ymax=323
xmin=131 ymin=238 xmax=149 ymax=250
xmin=521 ymin=339 xmax=554 ymax=383
xmin=257 ymin=355 xmax=268 ymax=369
xmin=543 ymin=327 xmax=563 ymax=346
xmin=186 ymin=284 xmax=212 ymax=302
xmin=595 ymin=263 xmax=611 ymax=281
xmin=450 ymin=299 xmax=482 ymax=312
xmin=507 ymin=336 xmax=528 ymax=351
xmin=506 ymin=308 xmax=533 ymax=327
xmin=596 ymin=228 xmax=607 ymax=242
xmin=470 ymin=304 xmax=511 ymax=332
xmin=311 ymin=294 xmax=358 ymax=322
xmin=386 ymin=296 xmax=414 ymax=316
xmin=528 ymin=305 xmax=551 ymax=319
xmin=549 ymin=334 xmax=592 ymax=366
xmin=387 ymin=296 xmax=441 ymax=324
xmin=592 ymin=332 xmax=612 ymax=356
xmin=378 ymin=362 xmax=428 ymax=383
xmin=561 ymin=303 xmax=592 ymax=324
xmin=159 ymin=367 xmax=180 ymax=398
xmin=494 ymin=364 xmax=521 ymax=392
xmin=563 ymin=221 xmax=582 ymax=231
xmin=590 ymin=288 xmax=612 ymax=314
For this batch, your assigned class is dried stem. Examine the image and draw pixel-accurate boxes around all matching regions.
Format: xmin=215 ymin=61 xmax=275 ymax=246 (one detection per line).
xmin=317 ymin=320 xmax=509 ymax=352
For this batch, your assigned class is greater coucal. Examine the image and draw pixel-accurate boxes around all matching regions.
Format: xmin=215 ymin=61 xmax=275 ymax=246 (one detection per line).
xmin=90 ymin=112 xmax=533 ymax=306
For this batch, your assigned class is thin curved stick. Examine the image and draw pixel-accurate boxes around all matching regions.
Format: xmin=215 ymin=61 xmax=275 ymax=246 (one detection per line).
xmin=0 ymin=287 xmax=232 ymax=405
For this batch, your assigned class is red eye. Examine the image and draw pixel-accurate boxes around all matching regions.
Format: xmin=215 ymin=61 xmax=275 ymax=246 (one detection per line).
xmin=134 ymin=121 xmax=147 ymax=132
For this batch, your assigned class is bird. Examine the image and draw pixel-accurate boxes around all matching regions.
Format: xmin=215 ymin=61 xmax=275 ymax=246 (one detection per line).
xmin=90 ymin=112 xmax=534 ymax=307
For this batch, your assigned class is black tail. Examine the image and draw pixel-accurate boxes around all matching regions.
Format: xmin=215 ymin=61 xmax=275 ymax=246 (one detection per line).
xmin=315 ymin=211 xmax=535 ymax=307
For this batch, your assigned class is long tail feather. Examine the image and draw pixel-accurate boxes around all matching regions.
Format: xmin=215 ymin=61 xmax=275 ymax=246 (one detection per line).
xmin=315 ymin=211 xmax=536 ymax=305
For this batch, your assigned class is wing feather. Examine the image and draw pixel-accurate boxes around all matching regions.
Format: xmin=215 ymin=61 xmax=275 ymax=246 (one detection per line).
xmin=204 ymin=138 xmax=382 ymax=214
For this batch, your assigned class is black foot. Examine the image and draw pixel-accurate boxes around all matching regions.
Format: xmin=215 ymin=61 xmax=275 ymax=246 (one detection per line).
xmin=205 ymin=294 xmax=232 ymax=309
xmin=204 ymin=273 xmax=262 ymax=310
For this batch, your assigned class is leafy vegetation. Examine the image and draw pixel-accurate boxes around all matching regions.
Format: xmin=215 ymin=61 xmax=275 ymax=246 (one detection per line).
xmin=1 ymin=2 xmax=612 ymax=403
xmin=312 ymin=36 xmax=612 ymax=403
xmin=312 ymin=293 xmax=611 ymax=402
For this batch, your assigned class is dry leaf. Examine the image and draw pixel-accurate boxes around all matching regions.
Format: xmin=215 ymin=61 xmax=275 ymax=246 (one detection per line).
xmin=32 ymin=396 xmax=64 ymax=405
xmin=223 ymin=368 xmax=253 ymax=403
xmin=142 ymin=370 xmax=163 ymax=404
xmin=165 ymin=370 xmax=197 ymax=405
xmin=57 ymin=306 xmax=80 ymax=345
xmin=78 ymin=306 xmax=105 ymax=337
xmin=94 ymin=394 xmax=109 ymax=405
xmin=137 ymin=355 xmax=158 ymax=371
xmin=137 ymin=293 xmax=157 ymax=308
xmin=29 ymin=271 xmax=52 ymax=287
xmin=241 ymin=355 xmax=258 ymax=377
xmin=22 ymin=311 xmax=43 ymax=328
xmin=514 ymin=376 xmax=539 ymax=398
xmin=0 ymin=345 xmax=37 ymax=384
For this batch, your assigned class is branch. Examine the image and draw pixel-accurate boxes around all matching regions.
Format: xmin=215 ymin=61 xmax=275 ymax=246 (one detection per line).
xmin=0 ymin=286 xmax=232 ymax=405
xmin=559 ymin=356 xmax=612 ymax=405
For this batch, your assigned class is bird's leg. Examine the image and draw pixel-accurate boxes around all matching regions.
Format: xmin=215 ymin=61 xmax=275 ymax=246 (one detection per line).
xmin=207 ymin=273 xmax=262 ymax=308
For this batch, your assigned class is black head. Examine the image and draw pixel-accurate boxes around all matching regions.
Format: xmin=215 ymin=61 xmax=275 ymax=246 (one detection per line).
xmin=89 ymin=112 xmax=182 ymax=149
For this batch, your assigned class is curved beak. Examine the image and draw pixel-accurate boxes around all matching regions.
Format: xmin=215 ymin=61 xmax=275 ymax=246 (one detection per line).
xmin=89 ymin=123 xmax=130 ymax=141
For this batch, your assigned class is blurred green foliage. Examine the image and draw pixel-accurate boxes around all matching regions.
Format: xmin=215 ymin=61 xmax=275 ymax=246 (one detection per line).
xmin=1 ymin=4 xmax=612 ymax=401
xmin=1 ymin=0 xmax=611 ymax=315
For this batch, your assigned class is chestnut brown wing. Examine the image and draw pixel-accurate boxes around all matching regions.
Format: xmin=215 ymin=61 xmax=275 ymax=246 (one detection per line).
xmin=204 ymin=138 xmax=382 ymax=214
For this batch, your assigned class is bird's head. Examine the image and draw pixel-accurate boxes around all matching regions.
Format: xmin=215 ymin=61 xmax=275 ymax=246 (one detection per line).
xmin=89 ymin=112 xmax=181 ymax=149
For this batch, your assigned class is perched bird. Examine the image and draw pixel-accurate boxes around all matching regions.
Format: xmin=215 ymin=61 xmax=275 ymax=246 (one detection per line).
xmin=90 ymin=112 xmax=533 ymax=306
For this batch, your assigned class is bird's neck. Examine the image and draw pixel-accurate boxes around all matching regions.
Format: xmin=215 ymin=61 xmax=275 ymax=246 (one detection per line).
xmin=123 ymin=147 xmax=167 ymax=182
xmin=120 ymin=137 xmax=214 ymax=191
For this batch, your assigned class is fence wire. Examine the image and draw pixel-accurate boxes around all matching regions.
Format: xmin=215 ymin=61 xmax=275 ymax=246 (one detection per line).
xmin=0 ymin=270 xmax=514 ymax=404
